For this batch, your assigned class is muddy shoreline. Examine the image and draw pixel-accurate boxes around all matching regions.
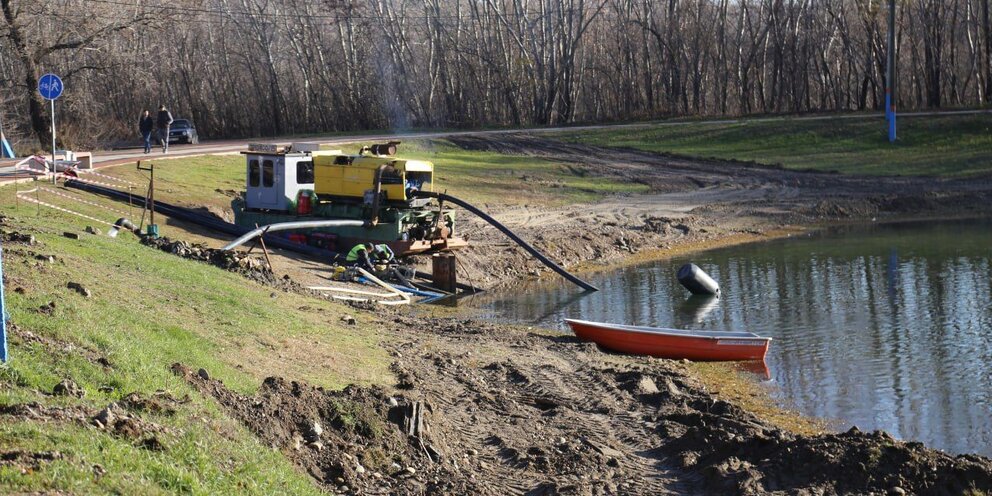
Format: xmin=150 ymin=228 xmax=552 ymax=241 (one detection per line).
xmin=431 ymin=134 xmax=992 ymax=292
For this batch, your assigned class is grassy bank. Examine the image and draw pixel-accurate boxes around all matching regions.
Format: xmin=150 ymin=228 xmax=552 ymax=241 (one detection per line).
xmin=0 ymin=187 xmax=390 ymax=493
xmin=104 ymin=139 xmax=647 ymax=211
xmin=557 ymin=114 xmax=992 ymax=177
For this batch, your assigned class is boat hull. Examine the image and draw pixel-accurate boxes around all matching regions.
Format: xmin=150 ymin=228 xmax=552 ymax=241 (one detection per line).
xmin=565 ymin=319 xmax=770 ymax=361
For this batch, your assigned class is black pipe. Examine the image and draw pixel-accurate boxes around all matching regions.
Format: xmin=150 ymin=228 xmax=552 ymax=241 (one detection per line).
xmin=64 ymin=179 xmax=334 ymax=259
xmin=413 ymin=191 xmax=598 ymax=292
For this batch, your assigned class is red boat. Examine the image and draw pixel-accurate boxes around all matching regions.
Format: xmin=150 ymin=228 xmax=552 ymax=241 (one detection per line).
xmin=564 ymin=319 xmax=771 ymax=361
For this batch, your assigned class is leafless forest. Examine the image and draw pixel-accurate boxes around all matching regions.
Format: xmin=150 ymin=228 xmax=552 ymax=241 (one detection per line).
xmin=1 ymin=0 xmax=990 ymax=149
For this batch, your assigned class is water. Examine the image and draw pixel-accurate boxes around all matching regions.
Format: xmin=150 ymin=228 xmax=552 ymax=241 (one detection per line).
xmin=473 ymin=220 xmax=992 ymax=456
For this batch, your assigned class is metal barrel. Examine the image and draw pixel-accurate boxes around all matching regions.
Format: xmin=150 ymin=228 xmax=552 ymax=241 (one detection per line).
xmin=677 ymin=263 xmax=720 ymax=296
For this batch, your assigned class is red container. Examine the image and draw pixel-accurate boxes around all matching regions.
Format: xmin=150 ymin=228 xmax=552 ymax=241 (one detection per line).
xmin=297 ymin=191 xmax=312 ymax=215
xmin=287 ymin=233 xmax=308 ymax=245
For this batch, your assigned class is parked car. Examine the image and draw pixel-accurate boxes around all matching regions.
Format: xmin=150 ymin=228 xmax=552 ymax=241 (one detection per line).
xmin=168 ymin=119 xmax=199 ymax=144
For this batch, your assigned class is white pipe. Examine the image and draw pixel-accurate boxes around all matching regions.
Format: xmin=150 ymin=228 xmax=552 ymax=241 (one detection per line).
xmin=356 ymin=268 xmax=410 ymax=302
xmin=221 ymin=219 xmax=365 ymax=251
xmin=308 ymin=286 xmax=395 ymax=297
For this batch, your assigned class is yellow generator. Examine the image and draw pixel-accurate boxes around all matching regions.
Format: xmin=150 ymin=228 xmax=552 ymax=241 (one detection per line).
xmin=233 ymin=141 xmax=464 ymax=256
xmin=312 ymin=145 xmax=434 ymax=205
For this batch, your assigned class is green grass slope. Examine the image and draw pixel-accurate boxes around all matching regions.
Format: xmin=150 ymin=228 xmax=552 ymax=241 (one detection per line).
xmin=0 ymin=194 xmax=390 ymax=494
xmin=558 ymin=114 xmax=992 ymax=177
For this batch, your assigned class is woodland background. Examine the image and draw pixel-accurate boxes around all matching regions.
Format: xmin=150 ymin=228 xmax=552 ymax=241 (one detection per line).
xmin=1 ymin=0 xmax=990 ymax=149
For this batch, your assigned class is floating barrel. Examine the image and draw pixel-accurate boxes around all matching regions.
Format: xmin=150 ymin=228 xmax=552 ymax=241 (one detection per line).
xmin=677 ymin=263 xmax=720 ymax=295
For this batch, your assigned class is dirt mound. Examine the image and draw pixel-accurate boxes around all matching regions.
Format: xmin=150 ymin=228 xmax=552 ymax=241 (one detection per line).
xmin=1 ymin=395 xmax=171 ymax=452
xmin=170 ymin=363 xmax=477 ymax=494
xmin=140 ymin=236 xmax=277 ymax=283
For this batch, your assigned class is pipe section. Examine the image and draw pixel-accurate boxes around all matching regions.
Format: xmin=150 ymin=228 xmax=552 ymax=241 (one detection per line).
xmin=221 ymin=220 xmax=364 ymax=251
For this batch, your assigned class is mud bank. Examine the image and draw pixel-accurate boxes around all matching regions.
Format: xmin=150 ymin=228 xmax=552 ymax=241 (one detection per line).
xmin=175 ymin=315 xmax=992 ymax=495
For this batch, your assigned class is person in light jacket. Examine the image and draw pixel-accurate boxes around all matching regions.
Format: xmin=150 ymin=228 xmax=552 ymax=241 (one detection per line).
xmin=156 ymin=104 xmax=173 ymax=153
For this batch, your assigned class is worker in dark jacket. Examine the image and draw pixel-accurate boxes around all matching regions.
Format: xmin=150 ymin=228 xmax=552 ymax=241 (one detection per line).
xmin=345 ymin=243 xmax=395 ymax=271
xmin=138 ymin=110 xmax=154 ymax=154
xmin=155 ymin=104 xmax=173 ymax=154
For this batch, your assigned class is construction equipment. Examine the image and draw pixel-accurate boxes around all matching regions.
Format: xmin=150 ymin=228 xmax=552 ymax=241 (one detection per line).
xmin=231 ymin=141 xmax=465 ymax=256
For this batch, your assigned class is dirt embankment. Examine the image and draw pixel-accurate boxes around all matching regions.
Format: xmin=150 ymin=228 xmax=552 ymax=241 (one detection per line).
xmin=439 ymin=134 xmax=992 ymax=288
xmin=174 ymin=316 xmax=992 ymax=495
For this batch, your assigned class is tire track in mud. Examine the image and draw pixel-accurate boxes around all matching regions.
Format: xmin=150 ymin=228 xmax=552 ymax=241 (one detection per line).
xmin=401 ymin=327 xmax=695 ymax=495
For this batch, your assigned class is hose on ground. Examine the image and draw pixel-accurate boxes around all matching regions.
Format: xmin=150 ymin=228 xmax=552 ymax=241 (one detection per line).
xmin=413 ymin=190 xmax=598 ymax=292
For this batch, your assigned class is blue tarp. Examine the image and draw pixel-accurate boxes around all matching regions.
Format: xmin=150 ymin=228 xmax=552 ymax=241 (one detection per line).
xmin=1 ymin=132 xmax=14 ymax=159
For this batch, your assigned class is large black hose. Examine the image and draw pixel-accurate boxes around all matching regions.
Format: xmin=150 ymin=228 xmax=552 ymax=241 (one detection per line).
xmin=64 ymin=179 xmax=334 ymax=259
xmin=414 ymin=191 xmax=598 ymax=292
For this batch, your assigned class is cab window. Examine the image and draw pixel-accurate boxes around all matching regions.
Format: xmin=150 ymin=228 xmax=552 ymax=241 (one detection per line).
xmin=248 ymin=159 xmax=260 ymax=187
xmin=297 ymin=160 xmax=314 ymax=184
xmin=262 ymin=160 xmax=274 ymax=187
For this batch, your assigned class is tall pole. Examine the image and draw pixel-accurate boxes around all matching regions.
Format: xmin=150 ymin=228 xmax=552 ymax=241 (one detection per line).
xmin=886 ymin=0 xmax=897 ymax=143
xmin=50 ymin=98 xmax=57 ymax=181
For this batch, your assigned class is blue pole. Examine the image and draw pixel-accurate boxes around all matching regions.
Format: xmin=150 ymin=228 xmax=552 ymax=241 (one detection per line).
xmin=1 ymin=241 xmax=8 ymax=363
xmin=886 ymin=0 xmax=897 ymax=143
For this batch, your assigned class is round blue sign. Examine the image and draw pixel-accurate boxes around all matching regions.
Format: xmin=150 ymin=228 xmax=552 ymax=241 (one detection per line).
xmin=38 ymin=74 xmax=63 ymax=100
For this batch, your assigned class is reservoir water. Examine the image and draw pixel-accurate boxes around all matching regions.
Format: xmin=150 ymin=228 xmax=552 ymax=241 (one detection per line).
xmin=473 ymin=219 xmax=992 ymax=456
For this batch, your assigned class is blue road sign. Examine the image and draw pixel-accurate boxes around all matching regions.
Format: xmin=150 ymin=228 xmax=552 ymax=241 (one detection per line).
xmin=38 ymin=73 xmax=64 ymax=101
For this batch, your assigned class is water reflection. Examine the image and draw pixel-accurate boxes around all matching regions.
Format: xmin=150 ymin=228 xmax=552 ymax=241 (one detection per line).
xmin=473 ymin=220 xmax=992 ymax=456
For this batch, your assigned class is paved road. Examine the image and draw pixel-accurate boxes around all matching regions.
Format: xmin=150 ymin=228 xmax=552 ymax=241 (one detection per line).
xmin=2 ymin=109 xmax=989 ymax=181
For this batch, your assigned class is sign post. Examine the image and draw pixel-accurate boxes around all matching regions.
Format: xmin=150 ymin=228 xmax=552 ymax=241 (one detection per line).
xmin=37 ymin=73 xmax=63 ymax=176
xmin=1 ymin=241 xmax=8 ymax=363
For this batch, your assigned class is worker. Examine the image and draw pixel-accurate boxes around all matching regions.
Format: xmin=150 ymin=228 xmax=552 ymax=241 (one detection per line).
xmin=345 ymin=242 xmax=394 ymax=271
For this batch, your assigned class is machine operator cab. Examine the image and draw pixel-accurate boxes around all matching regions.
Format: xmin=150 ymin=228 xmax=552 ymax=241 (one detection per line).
xmin=242 ymin=141 xmax=435 ymax=212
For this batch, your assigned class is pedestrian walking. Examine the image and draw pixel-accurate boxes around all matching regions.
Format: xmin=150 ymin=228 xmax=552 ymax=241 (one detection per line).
xmin=156 ymin=104 xmax=173 ymax=153
xmin=139 ymin=110 xmax=154 ymax=154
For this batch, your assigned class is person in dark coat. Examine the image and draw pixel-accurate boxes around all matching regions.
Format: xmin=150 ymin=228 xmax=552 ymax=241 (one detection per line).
xmin=156 ymin=104 xmax=173 ymax=153
xmin=139 ymin=110 xmax=154 ymax=154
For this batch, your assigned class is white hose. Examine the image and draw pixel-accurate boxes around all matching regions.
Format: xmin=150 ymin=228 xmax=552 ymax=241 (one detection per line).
xmin=221 ymin=219 xmax=365 ymax=251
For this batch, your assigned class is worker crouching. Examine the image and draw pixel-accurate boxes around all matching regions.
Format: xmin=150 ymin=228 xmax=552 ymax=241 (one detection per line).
xmin=345 ymin=242 xmax=395 ymax=272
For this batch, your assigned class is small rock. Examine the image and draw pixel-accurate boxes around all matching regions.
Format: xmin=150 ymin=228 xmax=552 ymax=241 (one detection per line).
xmin=309 ymin=420 xmax=323 ymax=440
xmin=36 ymin=254 xmax=55 ymax=263
xmin=85 ymin=226 xmax=101 ymax=235
xmin=335 ymin=477 xmax=345 ymax=485
xmin=467 ymin=449 xmax=478 ymax=456
xmin=338 ymin=486 xmax=349 ymax=493
xmin=93 ymin=404 xmax=119 ymax=428
xmin=197 ymin=368 xmax=210 ymax=380
xmin=67 ymin=282 xmax=91 ymax=298
xmin=386 ymin=397 xmax=399 ymax=407
xmin=355 ymin=463 xmax=366 ymax=475
xmin=341 ymin=315 xmax=357 ymax=325
xmin=404 ymin=466 xmax=416 ymax=476
xmin=92 ymin=464 xmax=106 ymax=477
xmin=63 ymin=232 xmax=80 ymax=240
xmin=291 ymin=433 xmax=304 ymax=450
xmin=390 ymin=462 xmax=402 ymax=471
xmin=310 ymin=441 xmax=324 ymax=451
xmin=635 ymin=376 xmax=659 ymax=394
xmin=889 ymin=488 xmax=906 ymax=496
xmin=53 ymin=379 xmax=85 ymax=398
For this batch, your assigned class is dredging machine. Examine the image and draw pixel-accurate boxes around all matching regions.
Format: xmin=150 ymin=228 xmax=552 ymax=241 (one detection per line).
xmin=231 ymin=141 xmax=466 ymax=255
